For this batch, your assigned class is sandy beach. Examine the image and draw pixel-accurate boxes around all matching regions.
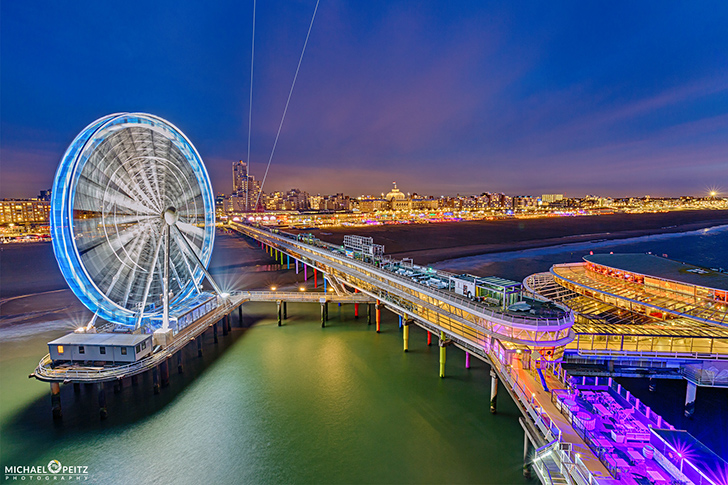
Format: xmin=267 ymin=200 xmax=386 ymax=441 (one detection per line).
xmin=304 ymin=209 xmax=728 ymax=265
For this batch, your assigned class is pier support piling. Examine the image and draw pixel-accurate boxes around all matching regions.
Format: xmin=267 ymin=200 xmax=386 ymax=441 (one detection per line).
xmin=152 ymin=367 xmax=160 ymax=394
xmin=490 ymin=369 xmax=499 ymax=414
xmin=439 ymin=332 xmax=447 ymax=378
xmin=113 ymin=378 xmax=123 ymax=393
xmin=177 ymin=352 xmax=184 ymax=374
xmin=160 ymin=360 xmax=170 ymax=388
xmin=325 ymin=302 xmax=329 ymax=321
xmin=131 ymin=374 xmax=138 ymax=386
xmin=98 ymin=383 xmax=107 ymax=420
xmin=226 ymin=314 xmax=231 ymax=333
xmin=355 ymin=303 xmax=359 ymax=319
xmin=465 ymin=352 xmax=470 ymax=369
xmin=197 ymin=336 xmax=203 ymax=357
xmin=649 ymin=377 xmax=657 ymax=392
xmin=403 ymin=322 xmax=409 ymax=352
xmin=321 ymin=302 xmax=326 ymax=328
xmin=73 ymin=382 xmax=81 ymax=393
xmin=277 ymin=301 xmax=282 ymax=326
xmin=685 ymin=381 xmax=697 ymax=418
xmin=367 ymin=303 xmax=371 ymax=325
xmin=375 ymin=301 xmax=381 ymax=333
xmin=283 ymin=301 xmax=287 ymax=319
xmin=50 ymin=382 xmax=62 ymax=420
xmin=213 ymin=323 xmax=218 ymax=343
xmin=427 ymin=331 xmax=432 ymax=346
xmin=222 ymin=317 xmax=228 ymax=336
xmin=238 ymin=305 xmax=243 ymax=326
xmin=314 ymin=269 xmax=317 ymax=288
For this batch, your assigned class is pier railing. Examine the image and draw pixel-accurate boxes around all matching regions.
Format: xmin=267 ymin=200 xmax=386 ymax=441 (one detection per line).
xmin=489 ymin=353 xmax=598 ymax=485
xmin=234 ymin=223 xmax=575 ymax=332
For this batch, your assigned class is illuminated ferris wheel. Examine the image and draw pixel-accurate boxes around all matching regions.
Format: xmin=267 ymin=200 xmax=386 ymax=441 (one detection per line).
xmin=51 ymin=113 xmax=220 ymax=329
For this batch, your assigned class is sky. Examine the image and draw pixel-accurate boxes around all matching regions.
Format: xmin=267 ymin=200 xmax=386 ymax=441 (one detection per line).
xmin=1 ymin=0 xmax=727 ymax=199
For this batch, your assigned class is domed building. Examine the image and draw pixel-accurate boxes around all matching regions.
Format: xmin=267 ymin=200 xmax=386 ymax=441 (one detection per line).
xmin=386 ymin=182 xmax=406 ymax=201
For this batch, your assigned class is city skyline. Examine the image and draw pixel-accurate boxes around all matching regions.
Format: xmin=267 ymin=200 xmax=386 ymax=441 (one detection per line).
xmin=2 ymin=2 xmax=727 ymax=199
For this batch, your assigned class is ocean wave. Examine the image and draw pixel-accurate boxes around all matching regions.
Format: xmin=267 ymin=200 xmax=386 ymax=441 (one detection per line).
xmin=433 ymin=224 xmax=728 ymax=269
xmin=0 ymin=319 xmax=80 ymax=342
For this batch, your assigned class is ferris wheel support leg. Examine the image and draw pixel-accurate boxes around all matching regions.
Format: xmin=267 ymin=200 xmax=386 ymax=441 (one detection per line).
xmin=173 ymin=224 xmax=225 ymax=297
xmin=163 ymin=226 xmax=170 ymax=330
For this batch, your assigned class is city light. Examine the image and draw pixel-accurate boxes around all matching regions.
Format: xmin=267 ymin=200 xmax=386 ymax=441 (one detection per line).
xmin=271 ymin=286 xmax=277 ymax=291
xmin=299 ymin=287 xmax=305 ymax=291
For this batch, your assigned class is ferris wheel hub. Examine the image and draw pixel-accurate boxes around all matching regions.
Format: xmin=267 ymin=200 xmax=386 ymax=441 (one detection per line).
xmin=164 ymin=207 xmax=179 ymax=226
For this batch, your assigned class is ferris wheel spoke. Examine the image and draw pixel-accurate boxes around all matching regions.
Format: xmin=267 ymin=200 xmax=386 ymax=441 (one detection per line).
xmin=171 ymin=229 xmax=198 ymax=286
xmin=104 ymin=225 xmax=152 ymax=299
xmin=107 ymin=171 xmax=161 ymax=215
xmin=176 ymin=221 xmax=205 ymax=246
xmin=104 ymin=189 xmax=159 ymax=216
xmin=109 ymin=219 xmax=161 ymax=273
xmin=135 ymin=228 xmax=165 ymax=326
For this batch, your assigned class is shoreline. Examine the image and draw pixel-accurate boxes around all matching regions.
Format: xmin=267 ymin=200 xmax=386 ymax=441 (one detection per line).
xmin=309 ymin=210 xmax=728 ymax=266
xmin=400 ymin=220 xmax=728 ymax=265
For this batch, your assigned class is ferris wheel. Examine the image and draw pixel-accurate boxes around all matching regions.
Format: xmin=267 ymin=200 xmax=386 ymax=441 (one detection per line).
xmin=51 ymin=113 xmax=221 ymax=329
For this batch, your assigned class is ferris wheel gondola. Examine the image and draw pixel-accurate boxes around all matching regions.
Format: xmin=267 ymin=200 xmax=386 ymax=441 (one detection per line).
xmin=51 ymin=113 xmax=219 ymax=329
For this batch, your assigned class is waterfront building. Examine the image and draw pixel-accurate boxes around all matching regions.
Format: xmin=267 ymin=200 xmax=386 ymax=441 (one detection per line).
xmin=231 ymin=160 xmax=261 ymax=211
xmin=526 ymin=253 xmax=728 ymax=415
xmin=541 ymin=193 xmax=564 ymax=204
xmin=0 ymin=198 xmax=51 ymax=225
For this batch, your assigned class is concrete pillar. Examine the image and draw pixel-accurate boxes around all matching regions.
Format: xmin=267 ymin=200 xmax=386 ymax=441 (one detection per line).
xmin=197 ymin=336 xmax=203 ymax=357
xmin=98 ymin=383 xmax=108 ymax=420
xmin=321 ymin=302 xmax=326 ymax=328
xmin=465 ymin=352 xmax=471 ymax=369
xmin=376 ymin=301 xmax=381 ymax=333
xmin=160 ymin=360 xmax=170 ymax=388
xmin=283 ymin=301 xmax=288 ymax=319
xmin=427 ymin=331 xmax=432 ymax=346
xmin=403 ymin=322 xmax=409 ymax=352
xmin=177 ymin=352 xmax=184 ymax=374
xmin=439 ymin=331 xmax=447 ymax=378
xmin=213 ymin=322 xmax=218 ymax=343
xmin=50 ymin=382 xmax=62 ymax=420
xmin=277 ymin=301 xmax=282 ymax=326
xmin=685 ymin=381 xmax=697 ymax=418
xmin=523 ymin=432 xmax=533 ymax=478
xmin=153 ymin=367 xmax=160 ymax=394
xmin=490 ymin=369 xmax=499 ymax=414
xmin=367 ymin=303 xmax=372 ymax=325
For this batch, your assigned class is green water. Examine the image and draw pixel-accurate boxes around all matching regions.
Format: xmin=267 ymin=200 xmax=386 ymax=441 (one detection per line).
xmin=1 ymin=301 xmax=525 ymax=484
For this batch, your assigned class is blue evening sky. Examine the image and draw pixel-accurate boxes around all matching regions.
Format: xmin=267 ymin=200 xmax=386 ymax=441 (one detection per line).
xmin=1 ymin=1 xmax=727 ymax=198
